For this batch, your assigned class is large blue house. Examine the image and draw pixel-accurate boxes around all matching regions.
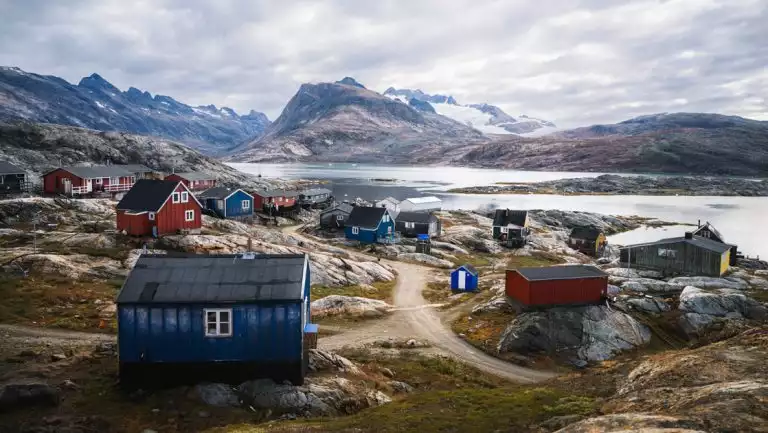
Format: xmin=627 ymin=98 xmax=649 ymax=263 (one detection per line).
xmin=116 ymin=253 xmax=313 ymax=387
xmin=197 ymin=186 xmax=254 ymax=219
xmin=344 ymin=206 xmax=395 ymax=244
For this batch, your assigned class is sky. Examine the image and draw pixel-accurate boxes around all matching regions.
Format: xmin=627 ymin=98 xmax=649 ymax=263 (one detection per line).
xmin=1 ymin=0 xmax=766 ymax=127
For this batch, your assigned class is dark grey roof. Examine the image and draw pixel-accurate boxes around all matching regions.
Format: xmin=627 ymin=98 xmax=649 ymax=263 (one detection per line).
xmin=493 ymin=209 xmax=528 ymax=227
xmin=570 ymin=227 xmax=603 ymax=240
xmin=346 ymin=206 xmax=387 ymax=229
xmin=516 ymin=265 xmax=607 ymax=281
xmin=174 ymin=172 xmax=215 ymax=181
xmin=620 ymin=235 xmax=732 ymax=254
xmin=52 ymin=165 xmax=142 ymax=179
xmin=116 ymin=179 xmax=182 ymax=212
xmin=120 ymin=164 xmax=154 ymax=173
xmin=0 ymin=161 xmax=25 ymax=175
xmin=117 ymin=254 xmax=307 ymax=304
xmin=692 ymin=222 xmax=724 ymax=242
xmin=396 ymin=211 xmax=436 ymax=224
xmin=321 ymin=203 xmax=353 ymax=215
xmin=300 ymin=188 xmax=332 ymax=196
xmin=457 ymin=264 xmax=478 ymax=276
xmin=254 ymin=189 xmax=299 ymax=198
xmin=198 ymin=186 xmax=248 ymax=200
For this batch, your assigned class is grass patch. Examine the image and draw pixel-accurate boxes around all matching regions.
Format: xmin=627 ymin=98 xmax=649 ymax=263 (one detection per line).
xmin=422 ymin=281 xmax=476 ymax=307
xmin=507 ymin=251 xmax=564 ymax=269
xmin=451 ymin=312 xmax=512 ymax=356
xmin=451 ymin=253 xmax=492 ymax=269
xmin=0 ymin=275 xmax=120 ymax=332
xmin=311 ymin=280 xmax=396 ymax=303
xmin=39 ymin=242 xmax=130 ymax=261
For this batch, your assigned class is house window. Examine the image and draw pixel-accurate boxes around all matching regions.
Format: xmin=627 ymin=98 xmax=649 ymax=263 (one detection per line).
xmin=217 ymin=199 xmax=224 ymax=209
xmin=181 ymin=191 xmax=189 ymax=203
xmin=701 ymin=231 xmax=710 ymax=238
xmin=148 ymin=212 xmax=155 ymax=221
xmin=352 ymin=227 xmax=360 ymax=234
xmin=204 ymin=309 xmax=232 ymax=337
xmin=405 ymin=222 xmax=415 ymax=229
xmin=172 ymin=192 xmax=180 ymax=203
xmin=383 ymin=214 xmax=390 ymax=223
xmin=185 ymin=210 xmax=195 ymax=221
xmin=336 ymin=215 xmax=344 ymax=220
xmin=242 ymin=200 xmax=250 ymax=210
xmin=129 ymin=176 xmax=136 ymax=184
xmin=500 ymin=227 xmax=508 ymax=233
xmin=95 ymin=178 xmax=102 ymax=185
xmin=658 ymin=248 xmax=677 ymax=258
xmin=110 ymin=177 xmax=118 ymax=185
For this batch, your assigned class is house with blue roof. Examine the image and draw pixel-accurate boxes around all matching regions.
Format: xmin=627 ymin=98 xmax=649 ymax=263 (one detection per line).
xmin=197 ymin=186 xmax=254 ymax=219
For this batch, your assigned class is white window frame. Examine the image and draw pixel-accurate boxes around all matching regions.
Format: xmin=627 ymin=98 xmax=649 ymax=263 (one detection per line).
xmin=94 ymin=178 xmax=102 ymax=185
xmin=242 ymin=200 xmax=250 ymax=210
xmin=405 ymin=222 xmax=415 ymax=229
xmin=185 ymin=210 xmax=195 ymax=221
xmin=336 ymin=215 xmax=344 ymax=221
xmin=148 ymin=212 xmax=155 ymax=221
xmin=217 ymin=199 xmax=225 ymax=209
xmin=110 ymin=177 xmax=119 ymax=185
xmin=351 ymin=227 xmax=360 ymax=235
xmin=500 ymin=227 xmax=508 ymax=233
xmin=181 ymin=191 xmax=189 ymax=203
xmin=658 ymin=248 xmax=677 ymax=258
xmin=172 ymin=192 xmax=180 ymax=203
xmin=383 ymin=214 xmax=390 ymax=223
xmin=204 ymin=308 xmax=232 ymax=337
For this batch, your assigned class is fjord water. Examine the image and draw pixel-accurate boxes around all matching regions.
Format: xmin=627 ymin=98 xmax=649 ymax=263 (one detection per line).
xmin=231 ymin=163 xmax=768 ymax=258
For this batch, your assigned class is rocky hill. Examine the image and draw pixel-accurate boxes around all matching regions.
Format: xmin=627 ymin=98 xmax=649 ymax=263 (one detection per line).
xmin=0 ymin=66 xmax=270 ymax=155
xmin=0 ymin=122 xmax=267 ymax=187
xmin=228 ymin=79 xmax=486 ymax=163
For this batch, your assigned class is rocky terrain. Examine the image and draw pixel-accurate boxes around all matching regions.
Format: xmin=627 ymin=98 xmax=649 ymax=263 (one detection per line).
xmin=0 ymin=122 xmax=279 ymax=189
xmin=0 ymin=66 xmax=270 ymax=154
xmin=450 ymin=174 xmax=768 ymax=196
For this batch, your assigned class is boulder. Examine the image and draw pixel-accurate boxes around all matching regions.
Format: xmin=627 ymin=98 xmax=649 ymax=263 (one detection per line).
xmin=308 ymin=349 xmax=361 ymax=375
xmin=679 ymin=286 xmax=766 ymax=318
xmin=622 ymin=295 xmax=671 ymax=314
xmin=397 ymin=253 xmax=454 ymax=268
xmin=678 ymin=312 xmax=717 ymax=338
xmin=554 ymin=413 xmax=705 ymax=433
xmin=389 ymin=381 xmax=414 ymax=394
xmin=471 ymin=296 xmax=513 ymax=315
xmin=604 ymin=268 xmax=640 ymax=279
xmin=194 ymin=383 xmax=240 ymax=408
xmin=497 ymin=305 xmax=651 ymax=362
xmin=620 ymin=278 xmax=684 ymax=293
xmin=311 ymin=296 xmax=392 ymax=319
xmin=0 ymin=382 xmax=60 ymax=412
xmin=667 ymin=276 xmax=749 ymax=290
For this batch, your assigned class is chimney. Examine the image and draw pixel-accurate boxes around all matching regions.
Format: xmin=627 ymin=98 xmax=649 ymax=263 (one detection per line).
xmin=698 ymin=219 xmax=701 ymax=228
xmin=685 ymin=232 xmax=693 ymax=239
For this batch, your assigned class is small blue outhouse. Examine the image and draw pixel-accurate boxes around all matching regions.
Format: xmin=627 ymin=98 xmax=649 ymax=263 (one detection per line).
xmin=451 ymin=264 xmax=479 ymax=292
xmin=344 ymin=206 xmax=395 ymax=244
xmin=116 ymin=253 xmax=314 ymax=387
xmin=197 ymin=186 xmax=254 ymax=219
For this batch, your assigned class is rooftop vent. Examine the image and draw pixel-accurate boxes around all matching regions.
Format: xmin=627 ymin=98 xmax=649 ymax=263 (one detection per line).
xmin=685 ymin=232 xmax=694 ymax=239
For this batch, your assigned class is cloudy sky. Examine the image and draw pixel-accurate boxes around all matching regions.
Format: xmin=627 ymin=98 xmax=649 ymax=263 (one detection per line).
xmin=1 ymin=0 xmax=766 ymax=127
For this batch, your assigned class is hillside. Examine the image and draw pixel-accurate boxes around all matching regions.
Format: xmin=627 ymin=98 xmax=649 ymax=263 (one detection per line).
xmin=0 ymin=66 xmax=270 ymax=155
xmin=0 ymin=122 xmax=267 ymax=187
xmin=228 ymin=79 xmax=486 ymax=163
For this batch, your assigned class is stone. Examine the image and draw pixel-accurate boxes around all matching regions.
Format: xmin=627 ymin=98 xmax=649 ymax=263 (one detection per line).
xmin=555 ymin=414 xmax=705 ymax=433
xmin=18 ymin=350 xmax=40 ymax=358
xmin=667 ymin=276 xmax=749 ymax=290
xmin=537 ymin=414 xmax=585 ymax=431
xmin=406 ymin=339 xmax=417 ymax=347
xmin=195 ymin=383 xmax=240 ymax=408
xmin=497 ymin=305 xmax=651 ymax=362
xmin=678 ymin=312 xmax=717 ymax=338
xmin=308 ymin=349 xmax=362 ymax=375
xmin=471 ymin=296 xmax=513 ymax=314
xmin=0 ymin=382 xmax=60 ymax=411
xmin=380 ymin=368 xmax=395 ymax=379
xmin=150 ymin=408 xmax=160 ymax=414
xmin=389 ymin=381 xmax=414 ymax=394
xmin=60 ymin=380 xmax=79 ymax=390
xmin=624 ymin=295 xmax=670 ymax=314
xmin=50 ymin=354 xmax=67 ymax=362
xmin=397 ymin=253 xmax=454 ymax=268
xmin=311 ymin=295 xmax=392 ymax=319
xmin=621 ymin=278 xmax=684 ymax=293
xmin=679 ymin=286 xmax=764 ymax=318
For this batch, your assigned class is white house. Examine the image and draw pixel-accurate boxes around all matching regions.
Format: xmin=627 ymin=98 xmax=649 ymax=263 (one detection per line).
xmin=398 ymin=196 xmax=442 ymax=213
xmin=376 ymin=197 xmax=400 ymax=217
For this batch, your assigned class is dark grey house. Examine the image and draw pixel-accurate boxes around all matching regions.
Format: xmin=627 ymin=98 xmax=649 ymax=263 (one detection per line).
xmin=298 ymin=188 xmax=333 ymax=208
xmin=619 ymin=233 xmax=732 ymax=277
xmin=0 ymin=161 xmax=27 ymax=195
xmin=319 ymin=203 xmax=353 ymax=229
xmin=492 ymin=209 xmax=530 ymax=248
xmin=395 ymin=211 xmax=441 ymax=238
xmin=692 ymin=222 xmax=738 ymax=265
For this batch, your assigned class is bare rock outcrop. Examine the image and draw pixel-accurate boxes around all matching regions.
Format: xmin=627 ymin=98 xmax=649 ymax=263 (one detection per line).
xmin=311 ymin=295 xmax=392 ymax=319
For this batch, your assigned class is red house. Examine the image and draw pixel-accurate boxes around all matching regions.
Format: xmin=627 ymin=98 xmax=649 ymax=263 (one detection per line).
xmin=252 ymin=189 xmax=298 ymax=211
xmin=42 ymin=165 xmax=155 ymax=196
xmin=505 ymin=265 xmax=608 ymax=307
xmin=164 ymin=172 xmax=217 ymax=191
xmin=116 ymin=180 xmax=202 ymax=237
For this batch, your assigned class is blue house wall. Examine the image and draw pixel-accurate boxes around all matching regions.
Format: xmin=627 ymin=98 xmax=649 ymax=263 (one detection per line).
xmin=224 ymin=190 xmax=254 ymax=218
xmin=450 ymin=266 xmax=478 ymax=291
xmin=344 ymin=217 xmax=395 ymax=244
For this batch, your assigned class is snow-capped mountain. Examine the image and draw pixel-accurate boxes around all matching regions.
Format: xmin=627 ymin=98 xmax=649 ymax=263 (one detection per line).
xmin=383 ymin=87 xmax=556 ymax=136
xmin=0 ymin=66 xmax=270 ymax=155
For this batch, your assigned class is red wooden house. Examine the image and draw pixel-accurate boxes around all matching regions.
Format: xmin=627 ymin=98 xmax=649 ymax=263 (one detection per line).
xmin=42 ymin=165 xmax=155 ymax=196
xmin=116 ymin=180 xmax=202 ymax=237
xmin=164 ymin=172 xmax=217 ymax=191
xmin=253 ymin=189 xmax=298 ymax=211
xmin=505 ymin=265 xmax=608 ymax=308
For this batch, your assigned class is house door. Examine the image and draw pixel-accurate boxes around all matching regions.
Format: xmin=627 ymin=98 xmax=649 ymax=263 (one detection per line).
xmin=458 ymin=270 xmax=466 ymax=290
xmin=85 ymin=179 xmax=93 ymax=193
xmin=152 ymin=226 xmax=158 ymax=238
xmin=62 ymin=178 xmax=72 ymax=194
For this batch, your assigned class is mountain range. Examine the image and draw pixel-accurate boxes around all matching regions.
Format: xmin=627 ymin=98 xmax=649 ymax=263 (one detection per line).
xmin=1 ymin=66 xmax=767 ymax=176
xmin=0 ymin=66 xmax=270 ymax=155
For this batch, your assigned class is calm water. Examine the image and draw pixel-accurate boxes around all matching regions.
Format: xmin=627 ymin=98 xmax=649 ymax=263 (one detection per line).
xmin=231 ymin=163 xmax=768 ymax=258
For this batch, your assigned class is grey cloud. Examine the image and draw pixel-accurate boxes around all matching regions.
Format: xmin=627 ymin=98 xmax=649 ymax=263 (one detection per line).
xmin=0 ymin=0 xmax=766 ymax=126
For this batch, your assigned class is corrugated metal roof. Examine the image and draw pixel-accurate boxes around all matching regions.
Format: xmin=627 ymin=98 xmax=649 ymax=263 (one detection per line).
xmin=198 ymin=186 xmax=247 ymax=200
xmin=403 ymin=196 xmax=442 ymax=204
xmin=54 ymin=165 xmax=141 ymax=179
xmin=0 ymin=161 xmax=25 ymax=175
xmin=117 ymin=254 xmax=307 ymax=304
xmin=346 ymin=206 xmax=387 ymax=229
xmin=396 ymin=211 xmax=436 ymax=224
xmin=493 ymin=209 xmax=528 ymax=227
xmin=516 ymin=265 xmax=607 ymax=281
xmin=619 ymin=235 xmax=732 ymax=254
xmin=320 ymin=203 xmax=353 ymax=215
xmin=300 ymin=188 xmax=332 ymax=196
xmin=457 ymin=264 xmax=478 ymax=276
xmin=116 ymin=179 xmax=181 ymax=212
xmin=174 ymin=172 xmax=216 ymax=181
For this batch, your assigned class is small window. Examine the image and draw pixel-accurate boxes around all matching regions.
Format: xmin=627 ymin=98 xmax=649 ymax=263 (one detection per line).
xmin=148 ymin=212 xmax=155 ymax=221
xmin=217 ymin=199 xmax=224 ymax=209
xmin=185 ymin=210 xmax=195 ymax=221
xmin=94 ymin=178 xmax=102 ymax=185
xmin=500 ymin=227 xmax=508 ymax=233
xmin=352 ymin=227 xmax=360 ymax=235
xmin=336 ymin=215 xmax=344 ymax=220
xmin=129 ymin=176 xmax=136 ymax=184
xmin=181 ymin=191 xmax=189 ymax=203
xmin=172 ymin=192 xmax=180 ymax=203
xmin=658 ymin=248 xmax=677 ymax=258
xmin=405 ymin=222 xmax=415 ymax=229
xmin=242 ymin=200 xmax=250 ymax=210
xmin=110 ymin=177 xmax=118 ymax=185
xmin=204 ymin=309 xmax=232 ymax=337
xmin=383 ymin=214 xmax=389 ymax=223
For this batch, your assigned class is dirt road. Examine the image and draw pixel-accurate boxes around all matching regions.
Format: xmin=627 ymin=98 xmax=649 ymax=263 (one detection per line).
xmin=284 ymin=224 xmax=555 ymax=383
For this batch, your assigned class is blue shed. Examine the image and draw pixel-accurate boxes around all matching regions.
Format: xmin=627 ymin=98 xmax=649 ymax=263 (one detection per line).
xmin=197 ymin=186 xmax=254 ymax=219
xmin=451 ymin=264 xmax=479 ymax=292
xmin=344 ymin=206 xmax=395 ymax=244
xmin=116 ymin=253 xmax=313 ymax=387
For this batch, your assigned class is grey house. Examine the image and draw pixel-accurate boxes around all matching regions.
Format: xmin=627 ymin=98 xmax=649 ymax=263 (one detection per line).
xmin=395 ymin=211 xmax=441 ymax=238
xmin=0 ymin=161 xmax=27 ymax=195
xmin=319 ymin=203 xmax=353 ymax=229
xmin=619 ymin=233 xmax=732 ymax=277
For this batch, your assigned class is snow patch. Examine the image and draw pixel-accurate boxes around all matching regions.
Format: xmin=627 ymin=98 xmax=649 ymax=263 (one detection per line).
xmin=431 ymin=103 xmax=513 ymax=135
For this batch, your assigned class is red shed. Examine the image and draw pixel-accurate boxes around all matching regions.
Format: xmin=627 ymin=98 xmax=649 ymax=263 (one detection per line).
xmin=505 ymin=265 xmax=608 ymax=307
xmin=116 ymin=180 xmax=202 ymax=237
xmin=164 ymin=172 xmax=216 ymax=191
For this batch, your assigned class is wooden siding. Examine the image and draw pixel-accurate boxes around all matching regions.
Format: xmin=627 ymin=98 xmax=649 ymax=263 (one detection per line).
xmin=155 ymin=184 xmax=202 ymax=235
xmin=117 ymin=211 xmax=151 ymax=236
xmin=569 ymin=233 xmax=607 ymax=257
xmin=0 ymin=173 xmax=26 ymax=194
xmin=165 ymin=174 xmax=216 ymax=191
xmin=505 ymin=270 xmax=606 ymax=307
xmin=43 ymin=169 xmax=85 ymax=194
xmin=620 ymin=241 xmax=727 ymax=277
